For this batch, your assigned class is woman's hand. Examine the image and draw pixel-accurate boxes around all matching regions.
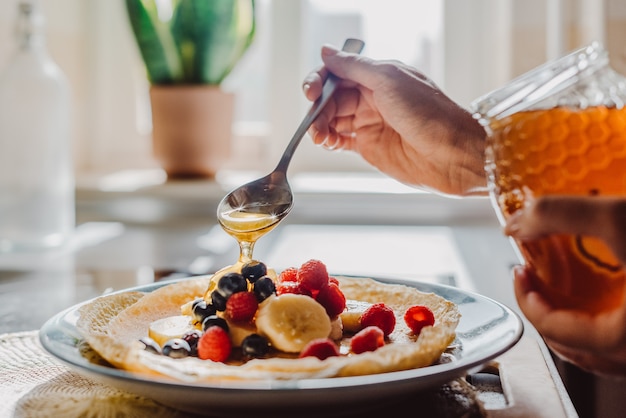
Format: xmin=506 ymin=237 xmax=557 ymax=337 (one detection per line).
xmin=302 ymin=44 xmax=487 ymax=197
xmin=505 ymin=196 xmax=626 ymax=377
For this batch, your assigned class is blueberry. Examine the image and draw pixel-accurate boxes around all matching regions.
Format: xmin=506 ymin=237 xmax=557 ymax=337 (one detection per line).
xmin=202 ymin=314 xmax=229 ymax=332
xmin=181 ymin=329 xmax=202 ymax=356
xmin=139 ymin=337 xmax=161 ymax=355
xmin=162 ymin=338 xmax=191 ymax=359
xmin=241 ymin=334 xmax=270 ymax=358
xmin=217 ymin=273 xmax=248 ymax=297
xmin=241 ymin=261 xmax=267 ymax=283
xmin=191 ymin=297 xmax=204 ymax=310
xmin=254 ymin=276 xmax=276 ymax=302
xmin=192 ymin=299 xmax=217 ymax=323
xmin=211 ymin=290 xmax=228 ymax=311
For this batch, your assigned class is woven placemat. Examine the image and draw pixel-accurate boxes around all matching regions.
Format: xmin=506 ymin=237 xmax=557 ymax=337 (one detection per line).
xmin=0 ymin=331 xmax=193 ymax=418
xmin=0 ymin=331 xmax=487 ymax=418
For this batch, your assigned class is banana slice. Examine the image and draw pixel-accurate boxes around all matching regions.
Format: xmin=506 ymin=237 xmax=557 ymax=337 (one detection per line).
xmin=328 ymin=316 xmax=343 ymax=340
xmin=148 ymin=315 xmax=195 ymax=347
xmin=255 ymin=294 xmax=331 ymax=353
xmin=340 ymin=299 xmax=372 ymax=333
xmin=227 ymin=320 xmax=257 ymax=347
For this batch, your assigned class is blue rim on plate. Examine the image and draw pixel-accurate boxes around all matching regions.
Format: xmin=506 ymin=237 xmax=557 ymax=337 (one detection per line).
xmin=39 ymin=276 xmax=523 ymax=416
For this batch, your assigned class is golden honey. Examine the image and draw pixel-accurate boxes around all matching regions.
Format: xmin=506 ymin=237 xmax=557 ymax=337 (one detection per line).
xmin=487 ymin=106 xmax=626 ymax=313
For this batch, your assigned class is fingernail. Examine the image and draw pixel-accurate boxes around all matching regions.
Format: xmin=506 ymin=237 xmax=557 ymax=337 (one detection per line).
xmin=322 ymin=44 xmax=340 ymax=56
xmin=302 ymin=83 xmax=310 ymax=93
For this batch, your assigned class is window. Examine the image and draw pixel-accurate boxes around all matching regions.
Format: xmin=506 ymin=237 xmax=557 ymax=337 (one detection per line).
xmin=0 ymin=0 xmax=615 ymax=179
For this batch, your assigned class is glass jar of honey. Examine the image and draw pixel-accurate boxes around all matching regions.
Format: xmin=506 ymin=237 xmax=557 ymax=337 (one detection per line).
xmin=471 ymin=42 xmax=626 ymax=314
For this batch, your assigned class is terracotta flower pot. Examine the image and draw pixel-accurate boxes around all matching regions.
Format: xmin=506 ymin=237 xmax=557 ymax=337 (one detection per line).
xmin=149 ymin=85 xmax=234 ymax=179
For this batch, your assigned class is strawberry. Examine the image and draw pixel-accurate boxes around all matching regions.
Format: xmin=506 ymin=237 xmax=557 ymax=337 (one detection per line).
xmin=404 ymin=305 xmax=435 ymax=336
xmin=315 ymin=282 xmax=346 ymax=318
xmin=278 ymin=267 xmax=298 ymax=282
xmin=225 ymin=291 xmax=258 ymax=322
xmin=276 ymin=280 xmax=312 ymax=297
xmin=350 ymin=326 xmax=385 ymax=354
xmin=299 ymin=338 xmax=341 ymax=360
xmin=198 ymin=326 xmax=232 ymax=362
xmin=297 ymin=259 xmax=329 ymax=292
xmin=360 ymin=302 xmax=396 ymax=337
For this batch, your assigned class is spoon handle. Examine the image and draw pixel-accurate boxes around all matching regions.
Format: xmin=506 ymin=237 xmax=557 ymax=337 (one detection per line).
xmin=275 ymin=38 xmax=365 ymax=173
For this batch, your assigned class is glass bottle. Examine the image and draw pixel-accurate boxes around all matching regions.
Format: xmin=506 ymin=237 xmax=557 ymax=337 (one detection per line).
xmin=0 ymin=0 xmax=75 ymax=253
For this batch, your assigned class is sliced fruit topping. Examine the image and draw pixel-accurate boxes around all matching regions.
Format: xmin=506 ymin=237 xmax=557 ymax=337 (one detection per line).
xmin=360 ymin=302 xmax=396 ymax=337
xmin=297 ymin=259 xmax=329 ymax=292
xmin=350 ymin=326 xmax=385 ymax=354
xmin=227 ymin=320 xmax=257 ymax=347
xmin=148 ymin=315 xmax=195 ymax=347
xmin=255 ymin=294 xmax=332 ymax=353
xmin=241 ymin=260 xmax=268 ymax=283
xmin=198 ymin=326 xmax=232 ymax=362
xmin=241 ymin=333 xmax=270 ymax=358
xmin=225 ymin=291 xmax=259 ymax=323
xmin=315 ymin=282 xmax=347 ymax=318
xmin=328 ymin=316 xmax=344 ymax=340
xmin=340 ymin=299 xmax=372 ymax=333
xmin=404 ymin=305 xmax=435 ymax=336
xmin=299 ymin=338 xmax=340 ymax=360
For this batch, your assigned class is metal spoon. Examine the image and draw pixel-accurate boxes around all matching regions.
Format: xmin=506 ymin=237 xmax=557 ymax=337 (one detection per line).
xmin=217 ymin=38 xmax=365 ymax=237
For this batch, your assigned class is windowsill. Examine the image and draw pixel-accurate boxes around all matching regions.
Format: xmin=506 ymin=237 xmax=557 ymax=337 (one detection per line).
xmin=76 ymin=168 xmax=496 ymax=226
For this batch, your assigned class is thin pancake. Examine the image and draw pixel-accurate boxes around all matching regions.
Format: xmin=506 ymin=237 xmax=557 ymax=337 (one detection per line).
xmin=77 ymin=276 xmax=460 ymax=381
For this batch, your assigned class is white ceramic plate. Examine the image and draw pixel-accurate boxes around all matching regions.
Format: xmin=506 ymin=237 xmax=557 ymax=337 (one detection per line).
xmin=40 ymin=277 xmax=523 ymax=417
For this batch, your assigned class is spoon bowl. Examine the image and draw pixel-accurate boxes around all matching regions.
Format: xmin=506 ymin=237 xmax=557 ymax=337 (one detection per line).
xmin=217 ymin=39 xmax=365 ymax=234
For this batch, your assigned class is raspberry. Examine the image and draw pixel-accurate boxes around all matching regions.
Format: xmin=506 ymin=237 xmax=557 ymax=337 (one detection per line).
xmin=276 ymin=281 xmax=312 ymax=296
xmin=297 ymin=259 xmax=329 ymax=291
xmin=198 ymin=326 xmax=232 ymax=362
xmin=315 ymin=283 xmax=346 ymax=318
xmin=225 ymin=291 xmax=258 ymax=322
xmin=404 ymin=305 xmax=435 ymax=336
xmin=329 ymin=276 xmax=339 ymax=286
xmin=299 ymin=338 xmax=340 ymax=360
xmin=350 ymin=326 xmax=385 ymax=354
xmin=278 ymin=267 xmax=298 ymax=282
xmin=360 ymin=302 xmax=396 ymax=337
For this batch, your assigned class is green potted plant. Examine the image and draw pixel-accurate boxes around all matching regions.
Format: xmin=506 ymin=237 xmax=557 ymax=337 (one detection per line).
xmin=125 ymin=0 xmax=256 ymax=178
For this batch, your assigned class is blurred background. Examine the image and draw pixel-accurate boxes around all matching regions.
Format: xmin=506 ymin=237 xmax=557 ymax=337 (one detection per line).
xmin=0 ymin=0 xmax=623 ymax=182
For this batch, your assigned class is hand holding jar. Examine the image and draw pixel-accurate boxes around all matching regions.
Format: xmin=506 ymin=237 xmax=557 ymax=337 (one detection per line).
xmin=504 ymin=195 xmax=626 ymax=377
xmin=472 ymin=43 xmax=626 ymax=377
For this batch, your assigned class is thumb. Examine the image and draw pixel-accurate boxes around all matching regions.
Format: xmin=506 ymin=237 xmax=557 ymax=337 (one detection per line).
xmin=321 ymin=44 xmax=381 ymax=90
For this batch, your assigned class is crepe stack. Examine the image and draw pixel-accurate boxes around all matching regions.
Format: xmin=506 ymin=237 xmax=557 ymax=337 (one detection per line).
xmin=76 ymin=276 xmax=460 ymax=382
